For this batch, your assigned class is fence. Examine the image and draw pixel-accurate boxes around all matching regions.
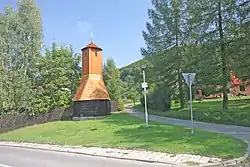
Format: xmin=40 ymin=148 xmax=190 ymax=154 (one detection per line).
xmin=0 ymin=101 xmax=117 ymax=133
xmin=0 ymin=107 xmax=73 ymax=133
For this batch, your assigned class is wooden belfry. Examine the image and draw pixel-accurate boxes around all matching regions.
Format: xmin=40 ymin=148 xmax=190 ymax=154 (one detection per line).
xmin=73 ymin=42 xmax=111 ymax=118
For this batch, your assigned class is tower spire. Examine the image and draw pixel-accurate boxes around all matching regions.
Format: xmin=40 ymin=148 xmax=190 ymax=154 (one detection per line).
xmin=90 ymin=32 xmax=93 ymax=42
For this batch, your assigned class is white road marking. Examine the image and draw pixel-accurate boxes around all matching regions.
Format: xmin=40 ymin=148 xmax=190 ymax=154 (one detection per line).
xmin=0 ymin=164 xmax=12 ymax=167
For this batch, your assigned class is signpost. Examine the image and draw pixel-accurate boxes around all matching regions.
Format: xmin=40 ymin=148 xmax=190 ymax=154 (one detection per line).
xmin=141 ymin=82 xmax=148 ymax=89
xmin=141 ymin=69 xmax=149 ymax=128
xmin=182 ymin=73 xmax=196 ymax=134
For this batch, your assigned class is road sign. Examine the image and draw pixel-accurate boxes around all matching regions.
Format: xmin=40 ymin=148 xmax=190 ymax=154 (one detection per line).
xmin=141 ymin=82 xmax=148 ymax=89
xmin=182 ymin=73 xmax=196 ymax=87
xmin=182 ymin=72 xmax=196 ymax=135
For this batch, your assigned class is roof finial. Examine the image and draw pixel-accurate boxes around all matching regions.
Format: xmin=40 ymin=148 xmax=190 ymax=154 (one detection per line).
xmin=90 ymin=32 xmax=93 ymax=42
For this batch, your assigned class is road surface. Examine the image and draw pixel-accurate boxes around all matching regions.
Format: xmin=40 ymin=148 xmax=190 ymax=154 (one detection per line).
xmin=0 ymin=146 xmax=170 ymax=167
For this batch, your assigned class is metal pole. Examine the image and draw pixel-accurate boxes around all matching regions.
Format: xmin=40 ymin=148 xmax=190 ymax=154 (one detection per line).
xmin=142 ymin=70 xmax=149 ymax=128
xmin=189 ymin=81 xmax=194 ymax=134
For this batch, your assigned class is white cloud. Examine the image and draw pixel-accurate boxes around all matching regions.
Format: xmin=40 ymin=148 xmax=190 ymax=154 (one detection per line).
xmin=76 ymin=20 xmax=92 ymax=37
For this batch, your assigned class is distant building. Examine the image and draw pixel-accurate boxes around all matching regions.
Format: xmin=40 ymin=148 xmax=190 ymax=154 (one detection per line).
xmin=229 ymin=72 xmax=250 ymax=96
xmin=197 ymin=72 xmax=250 ymax=99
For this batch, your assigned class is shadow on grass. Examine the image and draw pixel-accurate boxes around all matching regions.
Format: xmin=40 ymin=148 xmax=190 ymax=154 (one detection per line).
xmin=102 ymin=113 xmax=247 ymax=159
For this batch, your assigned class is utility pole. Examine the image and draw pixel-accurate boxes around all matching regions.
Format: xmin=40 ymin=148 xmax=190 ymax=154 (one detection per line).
xmin=141 ymin=65 xmax=149 ymax=128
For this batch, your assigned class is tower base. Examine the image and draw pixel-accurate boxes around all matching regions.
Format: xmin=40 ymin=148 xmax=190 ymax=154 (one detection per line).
xmin=73 ymin=100 xmax=111 ymax=118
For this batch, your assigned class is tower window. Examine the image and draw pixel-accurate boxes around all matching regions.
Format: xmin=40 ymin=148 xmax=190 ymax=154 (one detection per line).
xmin=95 ymin=51 xmax=98 ymax=57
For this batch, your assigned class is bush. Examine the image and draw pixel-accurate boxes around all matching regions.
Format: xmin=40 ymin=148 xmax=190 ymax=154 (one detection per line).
xmin=117 ymin=99 xmax=124 ymax=111
xmin=140 ymin=85 xmax=171 ymax=112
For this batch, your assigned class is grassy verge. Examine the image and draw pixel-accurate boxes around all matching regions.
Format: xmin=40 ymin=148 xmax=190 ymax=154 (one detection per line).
xmin=134 ymin=97 xmax=250 ymax=126
xmin=0 ymin=112 xmax=247 ymax=159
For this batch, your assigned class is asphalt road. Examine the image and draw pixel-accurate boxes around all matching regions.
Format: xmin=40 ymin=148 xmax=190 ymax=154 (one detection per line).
xmin=0 ymin=146 xmax=170 ymax=167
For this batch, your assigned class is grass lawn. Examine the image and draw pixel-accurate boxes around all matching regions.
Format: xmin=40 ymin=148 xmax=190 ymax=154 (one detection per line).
xmin=0 ymin=113 xmax=247 ymax=159
xmin=134 ymin=97 xmax=250 ymax=126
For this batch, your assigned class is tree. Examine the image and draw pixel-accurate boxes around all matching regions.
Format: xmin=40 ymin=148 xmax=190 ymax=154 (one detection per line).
xmin=0 ymin=13 xmax=4 ymax=34
xmin=128 ymin=88 xmax=140 ymax=105
xmin=16 ymin=0 xmax=43 ymax=77
xmin=0 ymin=13 xmax=6 ymax=113
xmin=103 ymin=58 xmax=122 ymax=101
xmin=187 ymin=0 xmax=249 ymax=111
xmin=0 ymin=0 xmax=83 ymax=114
xmin=122 ymin=74 xmax=140 ymax=105
xmin=0 ymin=0 xmax=43 ymax=113
xmin=141 ymin=0 xmax=189 ymax=109
xmin=121 ymin=0 xmax=250 ymax=113
xmin=229 ymin=1 xmax=250 ymax=80
xmin=37 ymin=43 xmax=81 ymax=110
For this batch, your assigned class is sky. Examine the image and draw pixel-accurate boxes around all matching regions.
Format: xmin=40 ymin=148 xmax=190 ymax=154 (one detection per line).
xmin=0 ymin=0 xmax=152 ymax=68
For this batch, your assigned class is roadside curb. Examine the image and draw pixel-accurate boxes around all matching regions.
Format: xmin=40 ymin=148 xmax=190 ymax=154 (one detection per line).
xmin=0 ymin=141 xmax=246 ymax=167
xmin=0 ymin=142 xmax=175 ymax=166
xmin=199 ymin=157 xmax=246 ymax=167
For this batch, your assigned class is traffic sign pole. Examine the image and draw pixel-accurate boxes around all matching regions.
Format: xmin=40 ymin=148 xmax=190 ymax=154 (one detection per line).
xmin=188 ymin=75 xmax=194 ymax=134
xmin=182 ymin=73 xmax=196 ymax=135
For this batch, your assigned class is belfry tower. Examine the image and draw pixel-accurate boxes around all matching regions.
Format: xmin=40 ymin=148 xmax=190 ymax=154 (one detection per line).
xmin=73 ymin=42 xmax=110 ymax=118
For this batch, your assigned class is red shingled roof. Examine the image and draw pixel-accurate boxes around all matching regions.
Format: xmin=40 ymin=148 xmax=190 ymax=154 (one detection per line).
xmin=81 ymin=42 xmax=102 ymax=51
xmin=230 ymin=72 xmax=242 ymax=86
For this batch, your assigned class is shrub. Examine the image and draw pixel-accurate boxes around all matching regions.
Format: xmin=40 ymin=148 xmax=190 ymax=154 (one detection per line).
xmin=140 ymin=85 xmax=171 ymax=112
xmin=117 ymin=99 xmax=124 ymax=111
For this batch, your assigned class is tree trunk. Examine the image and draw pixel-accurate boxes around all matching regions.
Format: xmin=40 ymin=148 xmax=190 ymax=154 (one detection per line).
xmin=173 ymin=1 xmax=184 ymax=109
xmin=218 ymin=0 xmax=229 ymax=111
xmin=178 ymin=71 xmax=185 ymax=109
xmin=175 ymin=38 xmax=184 ymax=109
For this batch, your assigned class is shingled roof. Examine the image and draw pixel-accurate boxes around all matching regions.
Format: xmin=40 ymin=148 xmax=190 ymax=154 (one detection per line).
xmin=73 ymin=75 xmax=110 ymax=101
xmin=81 ymin=42 xmax=102 ymax=51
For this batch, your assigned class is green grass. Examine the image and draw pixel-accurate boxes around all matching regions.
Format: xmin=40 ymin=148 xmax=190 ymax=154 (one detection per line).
xmin=134 ymin=97 xmax=250 ymax=126
xmin=0 ymin=113 xmax=247 ymax=159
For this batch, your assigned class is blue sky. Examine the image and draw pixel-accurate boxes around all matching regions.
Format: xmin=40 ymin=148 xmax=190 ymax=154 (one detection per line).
xmin=0 ymin=0 xmax=152 ymax=68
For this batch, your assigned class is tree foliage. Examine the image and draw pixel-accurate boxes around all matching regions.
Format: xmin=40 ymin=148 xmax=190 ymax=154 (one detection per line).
xmin=0 ymin=0 xmax=43 ymax=113
xmin=141 ymin=0 xmax=190 ymax=109
xmin=187 ymin=0 xmax=250 ymax=111
xmin=121 ymin=0 xmax=250 ymax=112
xmin=0 ymin=0 xmax=81 ymax=114
xmin=103 ymin=58 xmax=122 ymax=101
xmin=103 ymin=58 xmax=125 ymax=111
xmin=37 ymin=43 xmax=81 ymax=112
